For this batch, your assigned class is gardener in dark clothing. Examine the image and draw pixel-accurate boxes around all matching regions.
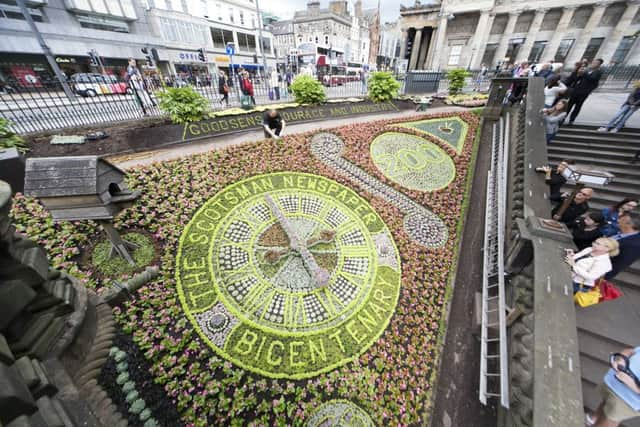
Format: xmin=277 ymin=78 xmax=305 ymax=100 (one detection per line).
xmin=262 ymin=109 xmax=286 ymax=139
xmin=564 ymin=58 xmax=603 ymax=125
xmin=551 ymin=187 xmax=593 ymax=226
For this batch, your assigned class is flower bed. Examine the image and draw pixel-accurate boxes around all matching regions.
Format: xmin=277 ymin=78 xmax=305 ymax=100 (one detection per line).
xmin=10 ymin=112 xmax=480 ymax=426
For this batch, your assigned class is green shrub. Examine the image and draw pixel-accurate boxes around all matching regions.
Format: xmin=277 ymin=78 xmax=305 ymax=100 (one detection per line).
xmin=0 ymin=118 xmax=27 ymax=153
xmin=367 ymin=72 xmax=401 ymax=102
xmin=156 ymin=86 xmax=210 ymax=124
xmin=289 ymin=75 xmax=326 ymax=105
xmin=446 ymin=68 xmax=470 ymax=96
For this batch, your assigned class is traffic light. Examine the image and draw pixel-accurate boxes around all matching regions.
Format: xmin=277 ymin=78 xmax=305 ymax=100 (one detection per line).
xmin=405 ymin=38 xmax=413 ymax=60
xmin=87 ymin=50 xmax=99 ymax=66
xmin=197 ymin=48 xmax=206 ymax=62
xmin=141 ymin=47 xmax=154 ymax=67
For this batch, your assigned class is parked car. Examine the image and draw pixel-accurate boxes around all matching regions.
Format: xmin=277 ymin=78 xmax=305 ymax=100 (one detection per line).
xmin=71 ymin=73 xmax=131 ymax=97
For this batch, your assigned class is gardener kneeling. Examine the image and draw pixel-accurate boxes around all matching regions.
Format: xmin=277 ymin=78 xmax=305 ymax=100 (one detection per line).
xmin=263 ymin=109 xmax=286 ymax=139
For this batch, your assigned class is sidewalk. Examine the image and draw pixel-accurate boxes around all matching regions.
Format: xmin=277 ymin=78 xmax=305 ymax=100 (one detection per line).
xmin=108 ymin=106 xmax=467 ymax=169
xmin=573 ymin=92 xmax=640 ymax=128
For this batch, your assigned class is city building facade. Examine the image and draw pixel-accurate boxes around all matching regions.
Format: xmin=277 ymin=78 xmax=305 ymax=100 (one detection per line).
xmin=0 ymin=0 xmax=276 ymax=86
xmin=399 ymin=0 xmax=640 ymax=71
xmin=378 ymin=21 xmax=402 ymax=71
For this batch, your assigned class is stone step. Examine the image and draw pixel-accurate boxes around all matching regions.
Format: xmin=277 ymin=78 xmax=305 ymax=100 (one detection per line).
xmin=575 ymin=287 xmax=640 ymax=349
xmin=552 ymin=139 xmax=640 ymax=153
xmin=549 ymin=145 xmax=639 ymax=162
xmin=579 ymin=353 xmax=608 ymax=387
xmin=553 ymin=132 xmax=640 ymax=147
xmin=563 ymin=124 xmax=640 ymax=135
xmin=577 ymin=329 xmax=629 ymax=365
xmin=581 ymin=379 xmax=640 ymax=427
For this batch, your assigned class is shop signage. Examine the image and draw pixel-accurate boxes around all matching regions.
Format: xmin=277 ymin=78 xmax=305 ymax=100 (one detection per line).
xmin=215 ymin=56 xmax=230 ymax=63
xmin=55 ymin=57 xmax=76 ymax=63
xmin=178 ymin=52 xmax=200 ymax=61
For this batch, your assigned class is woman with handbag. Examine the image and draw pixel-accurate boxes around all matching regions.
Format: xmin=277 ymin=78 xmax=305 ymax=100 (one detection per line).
xmin=565 ymin=237 xmax=619 ymax=294
xmin=218 ymin=70 xmax=229 ymax=107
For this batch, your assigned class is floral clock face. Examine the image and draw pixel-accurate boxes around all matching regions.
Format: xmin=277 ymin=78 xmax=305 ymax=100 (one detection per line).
xmin=176 ymin=172 xmax=401 ymax=379
xmin=370 ymin=132 xmax=456 ymax=192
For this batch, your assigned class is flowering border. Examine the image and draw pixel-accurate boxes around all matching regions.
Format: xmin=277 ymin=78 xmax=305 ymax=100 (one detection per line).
xmin=9 ymin=112 xmax=481 ymax=426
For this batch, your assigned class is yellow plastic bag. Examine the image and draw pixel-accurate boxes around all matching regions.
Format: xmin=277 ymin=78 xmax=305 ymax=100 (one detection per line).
xmin=574 ymin=285 xmax=601 ymax=307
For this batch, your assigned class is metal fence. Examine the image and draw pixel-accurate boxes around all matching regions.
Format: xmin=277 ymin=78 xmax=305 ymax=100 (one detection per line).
xmin=2 ymin=65 xmax=637 ymax=134
xmin=0 ymin=73 xmax=372 ymax=134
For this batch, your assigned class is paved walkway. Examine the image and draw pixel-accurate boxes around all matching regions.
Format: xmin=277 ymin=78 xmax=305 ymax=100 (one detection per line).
xmin=108 ymin=106 xmax=466 ymax=169
xmin=573 ymin=92 xmax=640 ymax=128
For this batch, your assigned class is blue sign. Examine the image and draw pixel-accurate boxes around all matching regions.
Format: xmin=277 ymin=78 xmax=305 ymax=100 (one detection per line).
xmin=226 ymin=45 xmax=235 ymax=56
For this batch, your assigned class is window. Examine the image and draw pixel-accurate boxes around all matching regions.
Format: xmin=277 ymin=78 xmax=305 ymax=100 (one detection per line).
xmin=200 ymin=0 xmax=207 ymax=17
xmin=528 ymin=41 xmax=547 ymax=63
xmin=448 ymin=45 xmax=462 ymax=66
xmin=180 ymin=0 xmax=187 ymax=13
xmin=261 ymin=37 xmax=271 ymax=53
xmin=481 ymin=43 xmax=498 ymax=66
xmin=237 ymin=32 xmax=256 ymax=51
xmin=216 ymin=3 xmax=222 ymax=20
xmin=582 ymin=37 xmax=604 ymax=61
xmin=0 ymin=5 xmax=45 ymax=22
xmin=251 ymin=14 xmax=255 ymax=28
xmin=505 ymin=39 xmax=523 ymax=63
xmin=239 ymin=10 xmax=244 ymax=25
xmin=611 ymin=36 xmax=636 ymax=64
xmin=77 ymin=14 xmax=129 ymax=31
xmin=210 ymin=28 xmax=233 ymax=48
xmin=229 ymin=7 xmax=233 ymax=22
xmin=554 ymin=38 xmax=574 ymax=62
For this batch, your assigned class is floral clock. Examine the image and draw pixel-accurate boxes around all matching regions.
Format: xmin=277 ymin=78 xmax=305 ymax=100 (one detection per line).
xmin=176 ymin=172 xmax=401 ymax=379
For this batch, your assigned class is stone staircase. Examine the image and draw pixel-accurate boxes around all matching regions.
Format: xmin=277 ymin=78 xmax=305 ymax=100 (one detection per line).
xmin=549 ymin=124 xmax=640 ymax=426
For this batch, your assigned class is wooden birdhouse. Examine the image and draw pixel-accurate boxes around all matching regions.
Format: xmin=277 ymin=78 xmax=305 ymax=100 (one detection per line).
xmin=24 ymin=156 xmax=141 ymax=265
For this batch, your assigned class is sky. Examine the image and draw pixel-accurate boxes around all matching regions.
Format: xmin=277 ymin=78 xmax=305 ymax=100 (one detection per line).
xmin=261 ymin=0 xmax=402 ymax=24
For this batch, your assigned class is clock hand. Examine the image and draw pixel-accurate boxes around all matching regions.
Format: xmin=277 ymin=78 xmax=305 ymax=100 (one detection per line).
xmin=264 ymin=195 xmax=330 ymax=287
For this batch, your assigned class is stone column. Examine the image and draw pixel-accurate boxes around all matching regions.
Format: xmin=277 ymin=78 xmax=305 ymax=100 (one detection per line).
xmin=399 ymin=28 xmax=408 ymax=60
xmin=493 ymin=12 xmax=520 ymax=66
xmin=543 ymin=6 xmax=577 ymax=63
xmin=565 ymin=3 xmax=609 ymax=65
xmin=469 ymin=10 xmax=496 ymax=69
xmin=408 ymin=28 xmax=423 ymax=71
xmin=417 ymin=29 xmax=432 ymax=70
xmin=600 ymin=1 xmax=640 ymax=64
xmin=516 ymin=8 xmax=549 ymax=63
xmin=428 ymin=16 xmax=449 ymax=70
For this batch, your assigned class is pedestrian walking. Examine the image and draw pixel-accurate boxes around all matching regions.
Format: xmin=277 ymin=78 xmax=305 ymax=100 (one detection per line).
xmin=269 ymin=69 xmax=280 ymax=100
xmin=474 ymin=63 xmax=488 ymax=91
xmin=564 ymin=58 xmax=603 ymax=125
xmin=360 ymin=69 xmax=368 ymax=94
xmin=126 ymin=58 xmax=154 ymax=115
xmin=240 ymin=71 xmax=255 ymax=107
xmin=598 ymin=81 xmax=640 ymax=133
xmin=285 ymin=69 xmax=293 ymax=93
xmin=218 ymin=70 xmax=229 ymax=107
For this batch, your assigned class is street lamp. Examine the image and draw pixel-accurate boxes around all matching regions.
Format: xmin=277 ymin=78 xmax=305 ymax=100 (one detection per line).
xmin=541 ymin=165 xmax=615 ymax=231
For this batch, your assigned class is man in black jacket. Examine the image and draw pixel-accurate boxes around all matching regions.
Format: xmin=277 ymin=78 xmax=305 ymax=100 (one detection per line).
xmin=551 ymin=187 xmax=593 ymax=226
xmin=564 ymin=58 xmax=603 ymax=125
xmin=605 ymin=214 xmax=640 ymax=280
